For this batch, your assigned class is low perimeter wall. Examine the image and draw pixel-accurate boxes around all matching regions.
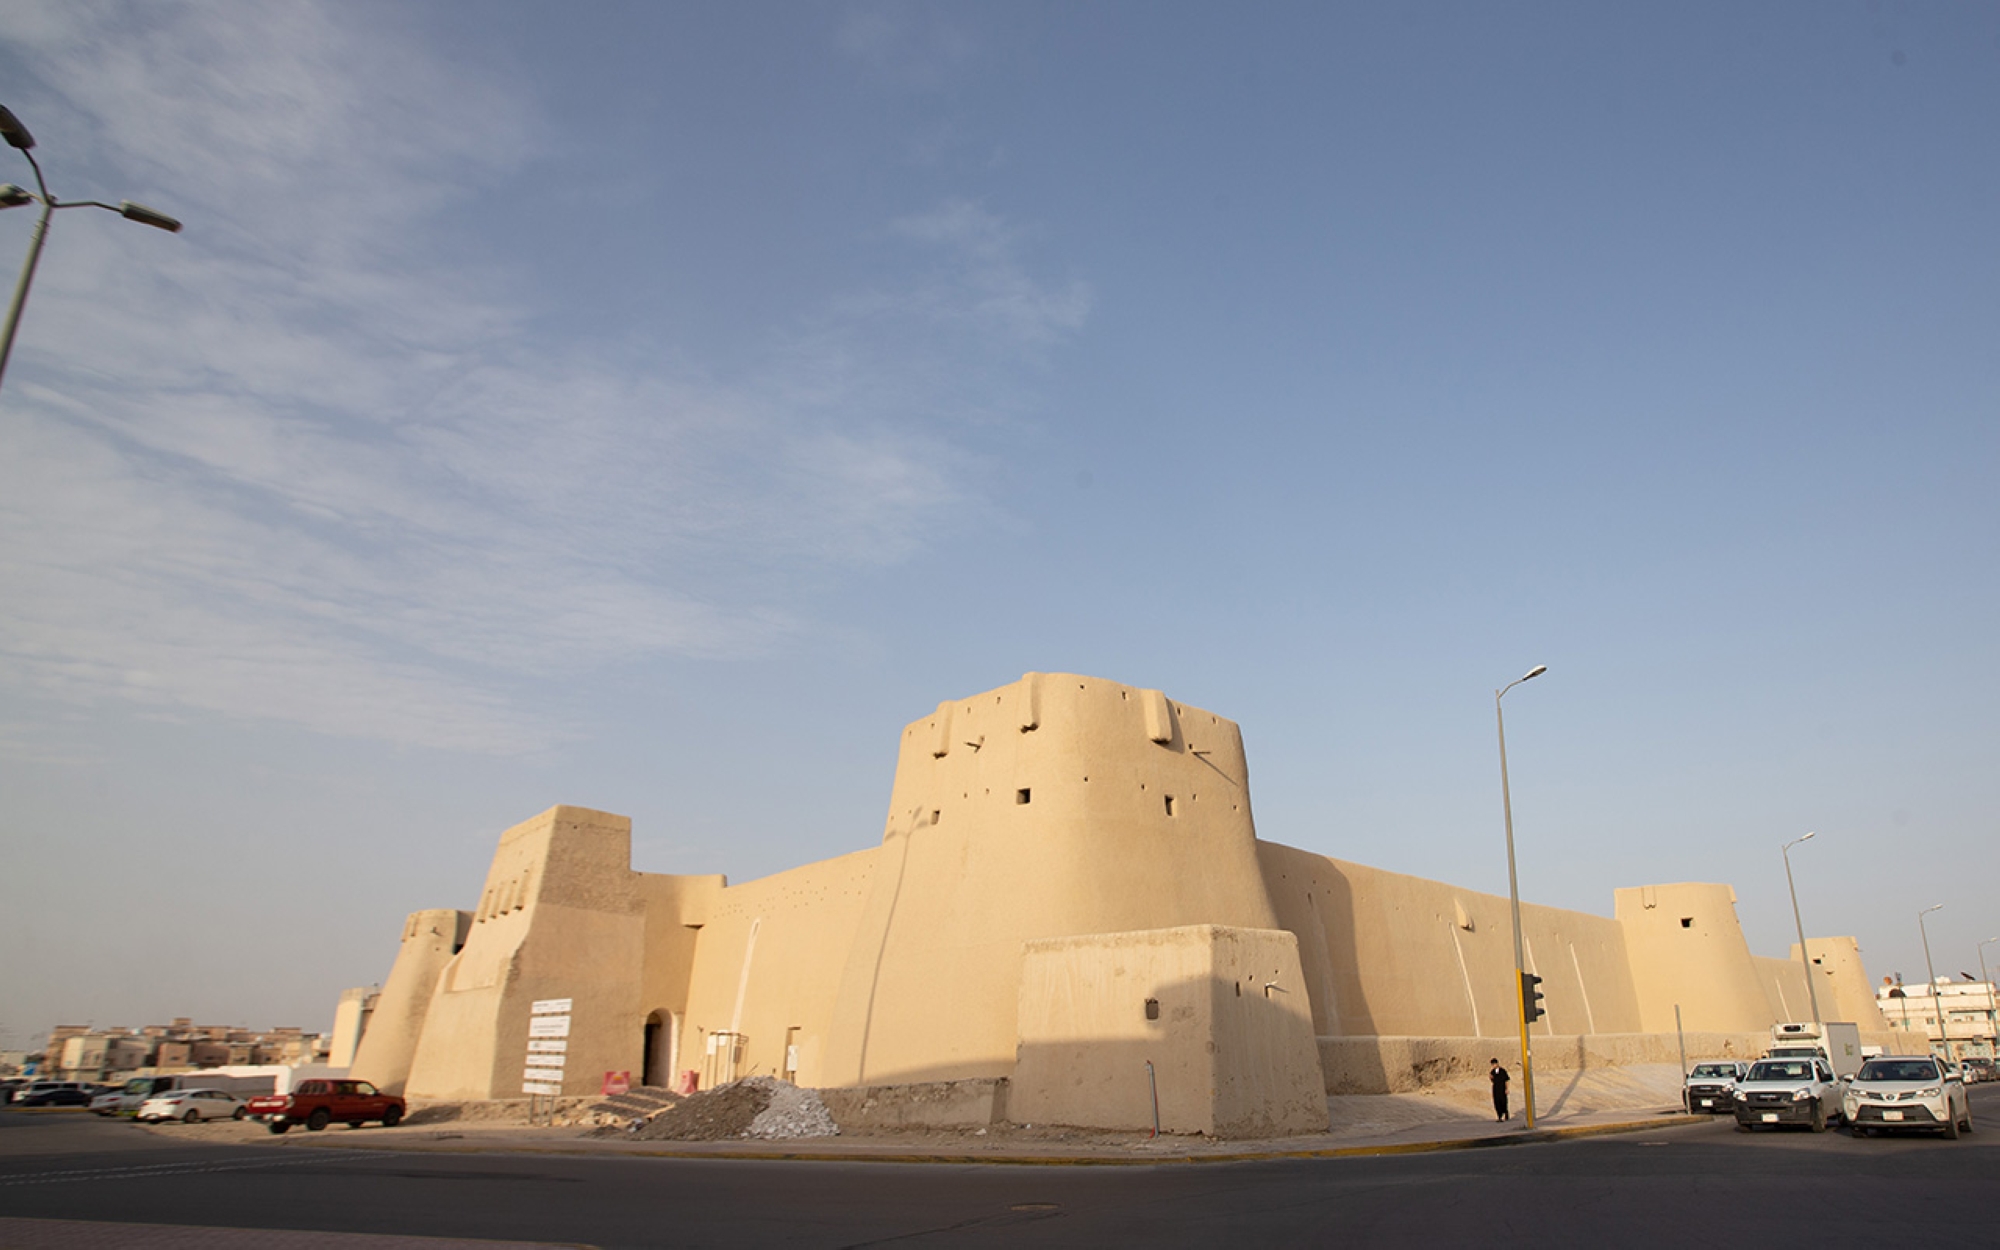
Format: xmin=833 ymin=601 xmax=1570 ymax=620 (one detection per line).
xmin=817 ymin=1078 xmax=1011 ymax=1130
xmin=1320 ymin=1029 xmax=1925 ymax=1095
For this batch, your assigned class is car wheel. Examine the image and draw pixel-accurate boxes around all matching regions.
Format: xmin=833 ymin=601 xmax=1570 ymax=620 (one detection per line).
xmin=1960 ymin=1103 xmax=1973 ymax=1134
xmin=1735 ymin=1120 xmax=1753 ymax=1133
xmin=1809 ymin=1104 xmax=1826 ymax=1133
xmin=232 ymin=1106 xmax=246 ymax=1121
xmin=1944 ymin=1110 xmax=1960 ymax=1140
xmin=268 ymin=1121 xmax=290 ymax=1135
xmin=381 ymin=1106 xmax=402 ymax=1128
xmin=305 ymin=1108 xmax=331 ymax=1132
xmin=183 ymin=1109 xmax=202 ymax=1124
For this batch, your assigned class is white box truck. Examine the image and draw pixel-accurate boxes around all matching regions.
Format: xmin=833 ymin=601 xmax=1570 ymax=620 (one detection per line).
xmin=1769 ymin=1021 xmax=1863 ymax=1080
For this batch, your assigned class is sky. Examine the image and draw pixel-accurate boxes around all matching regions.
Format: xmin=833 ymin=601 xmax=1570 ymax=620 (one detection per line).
xmin=0 ymin=0 xmax=1995 ymax=1049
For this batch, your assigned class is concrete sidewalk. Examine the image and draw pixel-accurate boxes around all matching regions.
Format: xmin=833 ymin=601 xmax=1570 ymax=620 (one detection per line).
xmin=246 ymin=1063 xmax=1706 ymax=1165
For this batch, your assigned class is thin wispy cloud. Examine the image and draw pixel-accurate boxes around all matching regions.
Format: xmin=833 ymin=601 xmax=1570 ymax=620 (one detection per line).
xmin=0 ymin=1 xmax=1086 ymax=754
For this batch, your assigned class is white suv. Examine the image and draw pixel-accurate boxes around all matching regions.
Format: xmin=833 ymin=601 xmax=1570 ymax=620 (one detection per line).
xmin=1843 ymin=1056 xmax=1973 ymax=1138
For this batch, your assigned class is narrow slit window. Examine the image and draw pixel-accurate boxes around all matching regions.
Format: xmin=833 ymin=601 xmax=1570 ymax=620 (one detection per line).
xmin=1164 ymin=795 xmax=1177 ymax=817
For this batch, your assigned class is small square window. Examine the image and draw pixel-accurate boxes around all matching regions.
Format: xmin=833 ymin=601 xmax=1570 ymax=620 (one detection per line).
xmin=1144 ymin=998 xmax=1159 ymax=1021
xmin=1680 ymin=917 xmax=1694 ymax=929
xmin=1016 ymin=788 xmax=1031 ymax=805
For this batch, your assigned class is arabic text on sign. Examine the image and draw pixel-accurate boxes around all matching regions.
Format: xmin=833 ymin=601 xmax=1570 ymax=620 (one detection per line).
xmin=530 ymin=998 xmax=573 ymax=1015
xmin=525 ymin=1053 xmax=566 ymax=1068
xmin=527 ymin=1039 xmax=568 ymax=1053
xmin=528 ymin=1015 xmax=572 ymax=1038
xmin=522 ymin=1079 xmax=561 ymax=1095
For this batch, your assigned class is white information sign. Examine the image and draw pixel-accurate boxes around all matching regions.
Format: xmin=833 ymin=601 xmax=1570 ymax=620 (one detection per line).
xmin=523 ymin=994 xmax=573 ymax=1097
xmin=528 ymin=1015 xmax=572 ymax=1039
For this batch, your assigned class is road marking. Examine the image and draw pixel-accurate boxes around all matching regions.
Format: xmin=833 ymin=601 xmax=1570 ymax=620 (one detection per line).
xmin=0 ymin=1150 xmax=393 ymax=1187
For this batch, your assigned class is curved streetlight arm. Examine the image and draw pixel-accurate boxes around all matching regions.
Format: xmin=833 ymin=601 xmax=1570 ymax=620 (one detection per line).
xmin=1918 ymin=904 xmax=1946 ymax=1060
xmin=0 ymin=104 xmax=182 ymax=393
xmin=1781 ymin=833 xmax=1822 ymax=1025
xmin=1495 ymin=663 xmax=1546 ymax=1128
xmin=8 ymin=143 xmax=49 ymax=204
xmin=1980 ymin=937 xmax=2000 ymax=1048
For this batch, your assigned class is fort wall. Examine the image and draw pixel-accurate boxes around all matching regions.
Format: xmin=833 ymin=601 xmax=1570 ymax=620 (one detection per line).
xmin=356 ymin=674 xmax=1894 ymax=1124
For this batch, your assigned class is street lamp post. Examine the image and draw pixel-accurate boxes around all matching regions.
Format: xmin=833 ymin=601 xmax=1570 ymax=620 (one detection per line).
xmin=1918 ymin=904 xmax=1946 ymax=1061
xmin=0 ymin=103 xmax=181 ymax=394
xmin=1497 ymin=663 xmax=1547 ymax=1129
xmin=1979 ymin=937 xmax=1999 ymax=1059
xmin=1781 ymin=833 xmax=1822 ymax=1026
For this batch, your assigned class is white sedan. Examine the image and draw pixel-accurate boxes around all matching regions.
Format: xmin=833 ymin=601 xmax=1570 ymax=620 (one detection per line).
xmin=1843 ymin=1056 xmax=1973 ymax=1138
xmin=136 ymin=1088 xmax=247 ymax=1124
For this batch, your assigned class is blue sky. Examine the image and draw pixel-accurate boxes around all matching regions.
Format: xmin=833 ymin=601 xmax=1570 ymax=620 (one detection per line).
xmin=1 ymin=1 xmax=1995 ymax=1046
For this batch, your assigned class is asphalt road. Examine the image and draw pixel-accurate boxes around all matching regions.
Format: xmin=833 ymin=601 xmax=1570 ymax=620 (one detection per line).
xmin=2 ymin=1085 xmax=1995 ymax=1248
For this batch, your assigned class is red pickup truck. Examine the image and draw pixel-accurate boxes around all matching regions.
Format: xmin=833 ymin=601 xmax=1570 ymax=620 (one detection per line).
xmin=245 ymin=1079 xmax=405 ymax=1134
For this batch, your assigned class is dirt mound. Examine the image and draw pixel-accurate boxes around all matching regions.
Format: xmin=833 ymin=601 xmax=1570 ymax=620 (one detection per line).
xmin=613 ymin=1077 xmax=840 ymax=1141
xmin=627 ymin=1079 xmax=773 ymax=1141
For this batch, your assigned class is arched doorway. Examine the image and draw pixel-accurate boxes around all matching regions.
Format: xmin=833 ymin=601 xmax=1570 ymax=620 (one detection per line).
xmin=642 ymin=1010 xmax=680 ymax=1089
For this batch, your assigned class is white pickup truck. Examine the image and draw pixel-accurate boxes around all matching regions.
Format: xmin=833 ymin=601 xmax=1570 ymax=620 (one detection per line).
xmin=1683 ymin=1061 xmax=1749 ymax=1114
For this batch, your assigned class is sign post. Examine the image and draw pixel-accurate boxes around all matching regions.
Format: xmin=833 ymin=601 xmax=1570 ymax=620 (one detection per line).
xmin=523 ymin=998 xmax=571 ymax=1125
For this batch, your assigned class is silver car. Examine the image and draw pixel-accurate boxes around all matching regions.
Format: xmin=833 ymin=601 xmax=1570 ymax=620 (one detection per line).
xmin=1843 ymin=1056 xmax=1973 ymax=1138
xmin=135 ymin=1088 xmax=246 ymax=1124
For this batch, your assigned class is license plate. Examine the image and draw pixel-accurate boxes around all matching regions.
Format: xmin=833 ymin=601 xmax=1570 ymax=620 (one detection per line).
xmin=1761 ymin=1113 xmax=1779 ymax=1123
xmin=1883 ymin=1110 xmax=1903 ymax=1122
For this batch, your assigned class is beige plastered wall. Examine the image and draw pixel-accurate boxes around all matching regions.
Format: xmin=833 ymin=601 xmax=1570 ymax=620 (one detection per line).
xmin=404 ymin=807 xmax=643 ymax=1101
xmin=369 ymin=674 xmax=1897 ymax=1110
xmin=675 ymin=848 xmax=877 ymax=1088
xmin=1795 ymin=937 xmax=1893 ymax=1030
xmin=1259 ymin=843 xmax=1643 ymax=1041
xmin=349 ymin=908 xmax=469 ymax=1095
xmin=632 ymin=871 xmax=725 ymax=1085
xmin=818 ymin=674 xmax=1282 ymax=1087
xmin=1012 ymin=925 xmax=1327 ymax=1137
xmin=326 ymin=987 xmax=374 ymax=1070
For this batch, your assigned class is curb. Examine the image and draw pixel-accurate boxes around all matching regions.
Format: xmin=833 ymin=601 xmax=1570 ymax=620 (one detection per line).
xmin=264 ymin=1112 xmax=1706 ymax=1168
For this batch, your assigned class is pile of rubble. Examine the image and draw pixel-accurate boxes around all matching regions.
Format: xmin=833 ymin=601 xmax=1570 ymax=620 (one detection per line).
xmin=612 ymin=1076 xmax=839 ymax=1141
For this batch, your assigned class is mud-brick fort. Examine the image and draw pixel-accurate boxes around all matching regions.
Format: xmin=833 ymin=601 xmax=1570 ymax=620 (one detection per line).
xmin=341 ymin=674 xmax=1907 ymax=1137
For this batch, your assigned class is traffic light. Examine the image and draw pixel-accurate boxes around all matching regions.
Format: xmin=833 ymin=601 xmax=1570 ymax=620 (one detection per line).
xmin=1521 ymin=972 xmax=1546 ymax=1023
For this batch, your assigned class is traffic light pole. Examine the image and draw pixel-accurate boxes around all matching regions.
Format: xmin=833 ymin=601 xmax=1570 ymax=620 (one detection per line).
xmin=1498 ymin=681 xmax=1537 ymax=1129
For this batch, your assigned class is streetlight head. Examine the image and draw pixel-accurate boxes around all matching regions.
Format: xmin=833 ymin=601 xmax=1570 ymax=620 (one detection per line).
xmin=1800 ymin=831 xmax=1816 ymax=842
xmin=0 ymin=183 xmax=31 ymax=209
xmin=118 ymin=201 xmax=181 ymax=233
xmin=0 ymin=105 xmax=34 ymax=151
xmin=1523 ymin=665 xmax=1548 ymax=681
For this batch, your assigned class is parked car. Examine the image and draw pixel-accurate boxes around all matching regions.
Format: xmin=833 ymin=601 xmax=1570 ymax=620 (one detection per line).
xmin=1683 ymin=1061 xmax=1750 ymax=1114
xmin=1732 ymin=1057 xmax=1844 ymax=1132
xmin=15 ymin=1081 xmax=95 ymax=1107
xmin=1958 ymin=1057 xmax=1995 ymax=1085
xmin=136 ymin=1088 xmax=247 ymax=1124
xmin=0 ymin=1079 xmax=24 ymax=1104
xmin=1843 ymin=1055 xmax=1973 ymax=1138
xmin=245 ymin=1079 xmax=404 ymax=1134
